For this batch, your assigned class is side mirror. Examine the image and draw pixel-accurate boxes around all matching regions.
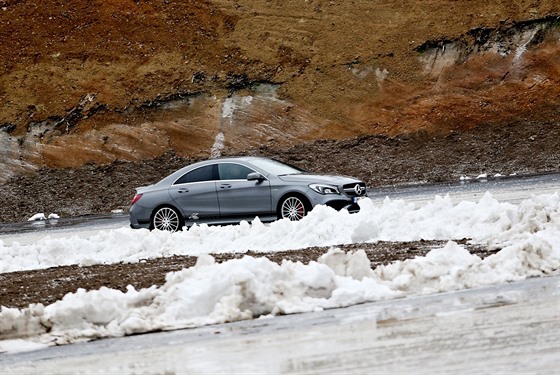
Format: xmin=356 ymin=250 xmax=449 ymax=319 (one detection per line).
xmin=247 ymin=172 xmax=265 ymax=181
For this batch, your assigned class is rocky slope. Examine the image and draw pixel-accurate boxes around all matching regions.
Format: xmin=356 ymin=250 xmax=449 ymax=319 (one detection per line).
xmin=0 ymin=120 xmax=558 ymax=223
xmin=0 ymin=1 xmax=559 ymax=221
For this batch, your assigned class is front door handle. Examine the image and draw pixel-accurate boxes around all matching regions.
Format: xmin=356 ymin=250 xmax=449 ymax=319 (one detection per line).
xmin=220 ymin=184 xmax=232 ymax=189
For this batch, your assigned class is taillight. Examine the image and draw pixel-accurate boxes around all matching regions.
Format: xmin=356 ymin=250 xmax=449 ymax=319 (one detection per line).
xmin=131 ymin=193 xmax=143 ymax=206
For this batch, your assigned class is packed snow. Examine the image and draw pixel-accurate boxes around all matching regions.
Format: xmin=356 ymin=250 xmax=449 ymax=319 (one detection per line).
xmin=1 ymin=193 xmax=559 ymax=352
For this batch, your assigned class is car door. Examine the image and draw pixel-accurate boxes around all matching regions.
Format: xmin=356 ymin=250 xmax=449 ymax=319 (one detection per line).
xmin=216 ymin=162 xmax=272 ymax=219
xmin=168 ymin=164 xmax=220 ymax=221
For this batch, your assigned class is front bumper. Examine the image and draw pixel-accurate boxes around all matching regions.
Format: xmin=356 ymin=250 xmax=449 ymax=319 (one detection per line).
xmin=312 ymin=193 xmax=367 ymax=213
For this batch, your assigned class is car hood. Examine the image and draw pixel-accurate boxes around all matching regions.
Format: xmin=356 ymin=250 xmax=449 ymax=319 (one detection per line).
xmin=277 ymin=173 xmax=361 ymax=185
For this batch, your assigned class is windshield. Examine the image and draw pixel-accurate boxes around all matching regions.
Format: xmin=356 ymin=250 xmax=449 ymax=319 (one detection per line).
xmin=249 ymin=158 xmax=305 ymax=175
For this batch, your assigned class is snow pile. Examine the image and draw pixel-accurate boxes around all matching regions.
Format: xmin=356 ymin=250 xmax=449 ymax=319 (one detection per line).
xmin=2 ymin=193 xmax=559 ymax=273
xmin=1 ymin=238 xmax=558 ymax=347
xmin=0 ymin=250 xmax=395 ymax=344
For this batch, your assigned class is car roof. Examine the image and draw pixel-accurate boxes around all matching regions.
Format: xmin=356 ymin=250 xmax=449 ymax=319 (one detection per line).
xmin=152 ymin=156 xmax=271 ymax=187
xmin=188 ymin=156 xmax=268 ymax=166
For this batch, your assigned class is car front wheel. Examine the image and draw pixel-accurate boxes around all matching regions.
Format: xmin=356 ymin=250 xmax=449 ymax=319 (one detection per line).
xmin=279 ymin=195 xmax=308 ymax=221
xmin=152 ymin=206 xmax=183 ymax=232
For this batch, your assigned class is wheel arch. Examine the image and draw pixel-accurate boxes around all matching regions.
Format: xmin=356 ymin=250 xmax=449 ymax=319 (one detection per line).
xmin=276 ymin=192 xmax=312 ymax=220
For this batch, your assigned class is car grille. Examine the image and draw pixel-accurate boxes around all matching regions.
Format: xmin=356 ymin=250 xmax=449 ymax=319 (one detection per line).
xmin=342 ymin=182 xmax=367 ymax=197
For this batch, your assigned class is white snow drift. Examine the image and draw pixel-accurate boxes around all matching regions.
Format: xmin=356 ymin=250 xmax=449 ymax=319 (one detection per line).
xmin=0 ymin=193 xmax=558 ymax=351
xmin=2 ymin=192 xmax=559 ymax=273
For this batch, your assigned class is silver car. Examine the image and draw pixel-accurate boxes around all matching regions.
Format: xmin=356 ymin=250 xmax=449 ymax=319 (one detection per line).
xmin=129 ymin=157 xmax=367 ymax=231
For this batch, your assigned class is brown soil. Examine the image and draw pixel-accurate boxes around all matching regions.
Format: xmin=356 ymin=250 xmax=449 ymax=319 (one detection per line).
xmin=4 ymin=0 xmax=556 ymax=131
xmin=0 ymin=240 xmax=493 ymax=309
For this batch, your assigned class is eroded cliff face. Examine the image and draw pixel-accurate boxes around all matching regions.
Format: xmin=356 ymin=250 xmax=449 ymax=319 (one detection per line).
xmin=0 ymin=0 xmax=559 ymax=182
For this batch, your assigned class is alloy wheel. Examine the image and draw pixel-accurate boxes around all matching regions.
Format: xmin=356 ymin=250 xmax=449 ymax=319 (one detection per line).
xmin=153 ymin=207 xmax=181 ymax=232
xmin=281 ymin=196 xmax=306 ymax=221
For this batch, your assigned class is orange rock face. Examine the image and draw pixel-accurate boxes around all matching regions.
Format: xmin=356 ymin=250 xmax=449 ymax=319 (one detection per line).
xmin=0 ymin=1 xmax=558 ymax=181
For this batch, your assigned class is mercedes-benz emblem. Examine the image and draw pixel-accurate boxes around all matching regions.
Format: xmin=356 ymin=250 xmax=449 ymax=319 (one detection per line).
xmin=354 ymin=184 xmax=365 ymax=196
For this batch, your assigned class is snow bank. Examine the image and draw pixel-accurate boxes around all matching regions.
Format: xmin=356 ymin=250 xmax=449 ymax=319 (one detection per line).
xmin=0 ymin=250 xmax=392 ymax=344
xmin=2 ymin=238 xmax=558 ymax=347
xmin=2 ymin=193 xmax=559 ymax=273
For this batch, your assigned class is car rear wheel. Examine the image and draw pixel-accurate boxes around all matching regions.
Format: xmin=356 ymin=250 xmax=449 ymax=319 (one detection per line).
xmin=152 ymin=206 xmax=183 ymax=232
xmin=279 ymin=195 xmax=308 ymax=221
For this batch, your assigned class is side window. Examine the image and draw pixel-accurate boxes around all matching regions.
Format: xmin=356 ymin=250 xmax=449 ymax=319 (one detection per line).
xmin=218 ymin=163 xmax=254 ymax=180
xmin=174 ymin=165 xmax=215 ymax=184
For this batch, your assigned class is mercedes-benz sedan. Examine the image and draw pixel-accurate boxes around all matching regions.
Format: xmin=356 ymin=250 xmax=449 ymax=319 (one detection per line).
xmin=129 ymin=157 xmax=367 ymax=231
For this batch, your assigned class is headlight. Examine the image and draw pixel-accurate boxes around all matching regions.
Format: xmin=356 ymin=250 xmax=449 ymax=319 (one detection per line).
xmin=309 ymin=183 xmax=340 ymax=195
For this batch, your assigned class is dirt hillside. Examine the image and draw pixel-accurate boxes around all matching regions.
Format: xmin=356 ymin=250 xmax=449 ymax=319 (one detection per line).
xmin=0 ymin=0 xmax=559 ymax=221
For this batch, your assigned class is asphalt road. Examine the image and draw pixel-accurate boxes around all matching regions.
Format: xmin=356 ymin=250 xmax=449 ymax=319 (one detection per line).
xmin=367 ymin=172 xmax=560 ymax=204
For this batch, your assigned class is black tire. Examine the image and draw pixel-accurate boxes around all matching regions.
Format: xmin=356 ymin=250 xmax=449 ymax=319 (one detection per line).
xmin=151 ymin=206 xmax=184 ymax=232
xmin=278 ymin=195 xmax=309 ymax=221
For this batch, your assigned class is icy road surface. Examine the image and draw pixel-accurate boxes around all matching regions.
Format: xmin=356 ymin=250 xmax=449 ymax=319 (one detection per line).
xmin=2 ymin=275 xmax=558 ymax=374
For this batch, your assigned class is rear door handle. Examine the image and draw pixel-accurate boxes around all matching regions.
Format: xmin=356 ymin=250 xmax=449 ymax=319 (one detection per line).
xmin=178 ymin=188 xmax=189 ymax=193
